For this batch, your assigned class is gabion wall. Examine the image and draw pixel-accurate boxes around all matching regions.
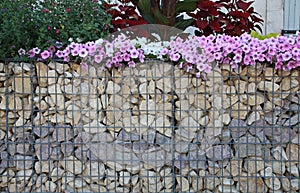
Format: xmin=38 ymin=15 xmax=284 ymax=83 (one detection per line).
xmin=0 ymin=60 xmax=299 ymax=192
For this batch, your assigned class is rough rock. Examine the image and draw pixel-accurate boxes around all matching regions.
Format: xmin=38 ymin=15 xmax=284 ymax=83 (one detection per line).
xmin=60 ymin=156 xmax=85 ymax=175
xmin=206 ymin=145 xmax=233 ymax=161
xmin=235 ymin=135 xmax=262 ymax=158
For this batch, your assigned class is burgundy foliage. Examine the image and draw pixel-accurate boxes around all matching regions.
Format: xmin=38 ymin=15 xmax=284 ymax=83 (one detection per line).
xmin=105 ymin=0 xmax=263 ymax=36
xmin=188 ymin=0 xmax=263 ymax=36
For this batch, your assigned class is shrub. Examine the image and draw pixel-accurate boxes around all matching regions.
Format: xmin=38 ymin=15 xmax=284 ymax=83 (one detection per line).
xmin=0 ymin=0 xmax=111 ymax=59
xmin=105 ymin=0 xmax=263 ymax=36
xmin=188 ymin=0 xmax=264 ymax=36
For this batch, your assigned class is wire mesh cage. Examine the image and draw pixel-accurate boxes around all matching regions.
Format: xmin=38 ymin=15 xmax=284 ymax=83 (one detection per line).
xmin=0 ymin=59 xmax=300 ymax=192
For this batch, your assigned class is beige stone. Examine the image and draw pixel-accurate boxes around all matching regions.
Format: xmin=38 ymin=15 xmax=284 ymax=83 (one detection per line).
xmin=257 ymin=81 xmax=280 ymax=92
xmin=35 ymin=62 xmax=48 ymax=87
xmin=106 ymin=81 xmax=121 ymax=94
xmin=106 ymin=106 xmax=122 ymax=123
xmin=287 ymin=165 xmax=299 ymax=177
xmin=35 ymin=161 xmax=54 ymax=174
xmin=83 ymin=119 xmax=106 ymax=133
xmin=12 ymin=74 xmax=32 ymax=94
xmin=204 ymin=177 xmax=220 ymax=190
xmin=247 ymin=93 xmax=265 ymax=106
xmin=60 ymin=156 xmax=85 ymax=175
xmin=238 ymin=175 xmax=266 ymax=193
xmin=45 ymin=180 xmax=57 ymax=192
xmin=247 ymin=111 xmax=261 ymax=125
xmin=231 ymin=102 xmax=248 ymax=119
xmin=226 ymin=160 xmax=242 ymax=177
xmin=195 ymin=94 xmax=211 ymax=110
xmin=16 ymin=169 xmax=33 ymax=182
xmin=265 ymin=174 xmax=281 ymax=190
xmin=291 ymin=179 xmax=299 ymax=191
xmin=176 ymin=176 xmax=190 ymax=192
xmin=51 ymin=167 xmax=64 ymax=182
xmin=280 ymin=77 xmax=298 ymax=91
xmin=244 ymin=157 xmax=264 ymax=174
xmin=234 ymin=80 xmax=247 ymax=93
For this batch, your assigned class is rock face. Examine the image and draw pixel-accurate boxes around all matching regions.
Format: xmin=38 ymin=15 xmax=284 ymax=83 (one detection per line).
xmin=1 ymin=60 xmax=300 ymax=192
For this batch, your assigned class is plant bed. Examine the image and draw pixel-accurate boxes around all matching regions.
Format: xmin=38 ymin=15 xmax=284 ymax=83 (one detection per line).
xmin=0 ymin=60 xmax=299 ymax=192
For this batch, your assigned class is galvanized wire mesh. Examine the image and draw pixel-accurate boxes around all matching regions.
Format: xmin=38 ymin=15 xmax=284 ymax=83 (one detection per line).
xmin=0 ymin=60 xmax=300 ymax=192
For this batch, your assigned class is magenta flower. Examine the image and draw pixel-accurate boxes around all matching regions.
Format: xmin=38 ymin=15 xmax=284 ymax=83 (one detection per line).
xmin=48 ymin=45 xmax=56 ymax=53
xmin=94 ymin=55 xmax=103 ymax=63
xmin=33 ymin=47 xmax=41 ymax=54
xmin=233 ymin=54 xmax=242 ymax=63
xmin=63 ymin=56 xmax=70 ymax=62
xmin=170 ymin=53 xmax=180 ymax=62
xmin=128 ymin=61 xmax=136 ymax=67
xmin=139 ymin=54 xmax=145 ymax=63
xmin=161 ymin=48 xmax=168 ymax=55
xmin=71 ymin=49 xmax=79 ymax=56
xmin=56 ymin=50 xmax=64 ymax=58
xmin=282 ymin=52 xmax=292 ymax=61
xmin=28 ymin=49 xmax=35 ymax=58
xmin=18 ymin=48 xmax=26 ymax=56
xmin=78 ymin=48 xmax=88 ymax=58
xmin=130 ymin=49 xmax=139 ymax=59
xmin=123 ymin=53 xmax=130 ymax=62
xmin=40 ymin=50 xmax=50 ymax=59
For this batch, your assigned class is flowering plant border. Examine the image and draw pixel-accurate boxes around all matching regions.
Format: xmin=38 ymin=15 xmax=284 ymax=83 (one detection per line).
xmin=19 ymin=32 xmax=300 ymax=78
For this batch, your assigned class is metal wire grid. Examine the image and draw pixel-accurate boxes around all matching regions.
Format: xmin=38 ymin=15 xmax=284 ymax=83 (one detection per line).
xmin=0 ymin=60 xmax=299 ymax=192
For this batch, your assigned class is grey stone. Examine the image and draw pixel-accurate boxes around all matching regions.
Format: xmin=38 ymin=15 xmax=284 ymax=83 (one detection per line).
xmin=142 ymin=148 xmax=172 ymax=168
xmin=117 ymin=130 xmax=141 ymax=141
xmin=61 ymin=142 xmax=74 ymax=157
xmin=36 ymin=143 xmax=52 ymax=160
xmin=264 ymin=127 xmax=296 ymax=143
xmin=188 ymin=150 xmax=207 ymax=170
xmin=234 ymin=135 xmax=262 ymax=158
xmin=89 ymin=143 xmax=140 ymax=166
xmin=74 ymin=132 xmax=92 ymax=145
xmin=91 ymin=132 xmax=114 ymax=142
xmin=132 ymin=141 xmax=150 ymax=154
xmin=229 ymin=119 xmax=247 ymax=139
xmin=60 ymin=156 xmax=85 ymax=175
xmin=14 ymin=155 xmax=33 ymax=170
xmin=174 ymin=154 xmax=188 ymax=169
xmin=142 ymin=130 xmax=156 ymax=144
xmin=15 ymin=139 xmax=30 ymax=155
xmin=206 ymin=145 xmax=233 ymax=161
xmin=284 ymin=113 xmax=300 ymax=126
xmin=33 ymin=125 xmax=52 ymax=138
xmin=52 ymin=125 xmax=73 ymax=142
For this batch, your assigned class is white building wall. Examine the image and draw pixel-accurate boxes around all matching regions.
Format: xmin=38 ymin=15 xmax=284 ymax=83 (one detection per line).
xmin=253 ymin=0 xmax=284 ymax=35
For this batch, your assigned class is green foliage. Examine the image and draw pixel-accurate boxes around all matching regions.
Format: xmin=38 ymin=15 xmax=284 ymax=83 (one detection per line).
xmin=250 ymin=30 xmax=280 ymax=40
xmin=0 ymin=0 xmax=111 ymax=59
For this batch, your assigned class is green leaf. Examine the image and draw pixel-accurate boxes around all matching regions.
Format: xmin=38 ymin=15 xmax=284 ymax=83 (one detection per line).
xmin=137 ymin=0 xmax=156 ymax=23
xmin=175 ymin=0 xmax=198 ymax=14
xmin=174 ymin=18 xmax=194 ymax=30
xmin=153 ymin=9 xmax=170 ymax=25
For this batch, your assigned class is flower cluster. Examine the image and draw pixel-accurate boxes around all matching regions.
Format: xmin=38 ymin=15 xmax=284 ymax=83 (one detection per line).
xmin=20 ymin=32 xmax=300 ymax=77
xmin=21 ymin=34 xmax=146 ymax=69
xmin=164 ymin=32 xmax=300 ymax=76
xmin=0 ymin=0 xmax=111 ymax=59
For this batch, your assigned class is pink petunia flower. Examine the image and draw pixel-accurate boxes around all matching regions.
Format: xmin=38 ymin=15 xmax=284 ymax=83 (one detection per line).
xmin=123 ymin=53 xmax=130 ymax=62
xmin=78 ymin=48 xmax=88 ymax=58
xmin=40 ymin=50 xmax=50 ymax=59
xmin=160 ymin=48 xmax=168 ymax=55
xmin=170 ymin=53 xmax=180 ymax=62
xmin=282 ymin=52 xmax=292 ymax=61
xmin=33 ymin=47 xmax=41 ymax=54
xmin=130 ymin=49 xmax=139 ymax=59
xmin=94 ymin=55 xmax=103 ymax=63
xmin=128 ymin=61 xmax=136 ymax=67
